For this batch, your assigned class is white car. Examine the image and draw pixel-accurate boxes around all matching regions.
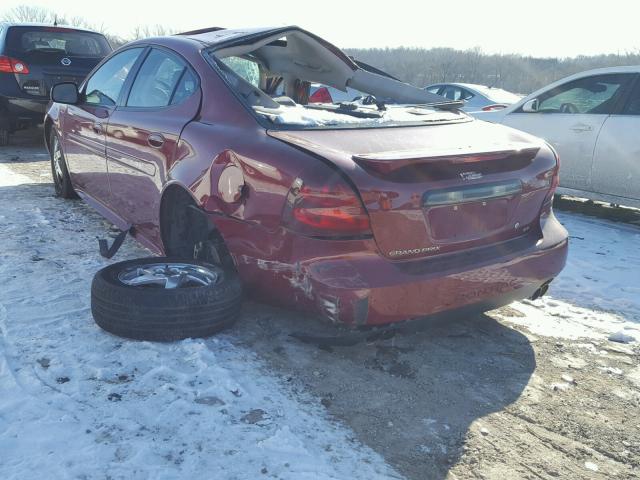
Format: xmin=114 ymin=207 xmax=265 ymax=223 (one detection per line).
xmin=425 ymin=83 xmax=522 ymax=112
xmin=474 ymin=67 xmax=640 ymax=208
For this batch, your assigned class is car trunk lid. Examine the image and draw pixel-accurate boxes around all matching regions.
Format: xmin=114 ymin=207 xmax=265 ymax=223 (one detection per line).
xmin=268 ymin=120 xmax=557 ymax=260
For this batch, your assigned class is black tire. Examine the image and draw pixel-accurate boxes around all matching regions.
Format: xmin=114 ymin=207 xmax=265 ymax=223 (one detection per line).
xmin=91 ymin=257 xmax=242 ymax=341
xmin=50 ymin=129 xmax=78 ymax=199
xmin=0 ymin=128 xmax=8 ymax=147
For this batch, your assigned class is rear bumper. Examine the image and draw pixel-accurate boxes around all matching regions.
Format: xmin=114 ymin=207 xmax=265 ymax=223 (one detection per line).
xmin=0 ymin=95 xmax=48 ymax=128
xmin=226 ymin=210 xmax=568 ymax=326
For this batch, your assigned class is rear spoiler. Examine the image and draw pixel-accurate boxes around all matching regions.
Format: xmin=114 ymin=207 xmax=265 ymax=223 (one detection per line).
xmin=352 ymin=145 xmax=540 ymax=175
xmin=176 ymin=27 xmax=226 ymax=36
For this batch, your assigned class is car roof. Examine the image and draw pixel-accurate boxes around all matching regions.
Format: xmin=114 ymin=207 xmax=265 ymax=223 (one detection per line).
xmin=0 ymin=22 xmax=103 ymax=35
xmin=177 ymin=26 xmax=296 ymax=46
xmin=429 ymin=82 xmax=506 ymax=91
xmin=566 ymin=65 xmax=640 ymax=75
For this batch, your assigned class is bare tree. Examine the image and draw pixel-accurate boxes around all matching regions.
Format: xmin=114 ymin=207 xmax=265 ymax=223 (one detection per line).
xmin=131 ymin=24 xmax=176 ymax=40
xmin=1 ymin=5 xmax=58 ymax=23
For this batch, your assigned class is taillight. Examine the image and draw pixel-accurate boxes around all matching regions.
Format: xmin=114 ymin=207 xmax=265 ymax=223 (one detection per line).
xmin=482 ymin=103 xmax=507 ymax=111
xmin=309 ymin=87 xmax=333 ymax=104
xmin=542 ymin=144 xmax=560 ymax=211
xmin=0 ymin=56 xmax=30 ymax=74
xmin=283 ymin=167 xmax=371 ymax=237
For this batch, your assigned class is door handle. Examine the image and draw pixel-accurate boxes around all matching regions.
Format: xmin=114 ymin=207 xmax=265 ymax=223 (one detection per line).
xmin=570 ymin=124 xmax=592 ymax=132
xmin=147 ymin=133 xmax=165 ymax=148
xmin=93 ymin=122 xmax=103 ymax=134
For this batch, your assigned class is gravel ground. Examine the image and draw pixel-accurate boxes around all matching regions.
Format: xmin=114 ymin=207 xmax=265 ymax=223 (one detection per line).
xmin=1 ymin=128 xmax=639 ymax=480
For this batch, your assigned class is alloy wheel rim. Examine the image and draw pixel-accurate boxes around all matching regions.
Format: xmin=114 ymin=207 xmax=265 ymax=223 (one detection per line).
xmin=52 ymin=138 xmax=64 ymax=182
xmin=117 ymin=263 xmax=220 ymax=289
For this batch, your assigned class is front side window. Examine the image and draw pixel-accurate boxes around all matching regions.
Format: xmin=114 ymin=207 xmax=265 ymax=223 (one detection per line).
xmin=85 ymin=48 xmax=143 ymax=106
xmin=536 ymin=74 xmax=631 ymax=114
xmin=127 ymin=49 xmax=191 ymax=108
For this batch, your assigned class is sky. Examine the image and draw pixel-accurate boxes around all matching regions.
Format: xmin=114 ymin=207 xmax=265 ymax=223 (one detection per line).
xmin=3 ymin=0 xmax=639 ymax=58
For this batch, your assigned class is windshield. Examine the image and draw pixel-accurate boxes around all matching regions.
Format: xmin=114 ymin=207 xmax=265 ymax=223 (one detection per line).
xmin=205 ymin=30 xmax=464 ymax=130
xmin=6 ymin=26 xmax=111 ymax=57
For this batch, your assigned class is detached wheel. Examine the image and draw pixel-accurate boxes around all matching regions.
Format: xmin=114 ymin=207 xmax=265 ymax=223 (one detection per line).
xmin=50 ymin=129 xmax=77 ymax=199
xmin=91 ymin=257 xmax=242 ymax=341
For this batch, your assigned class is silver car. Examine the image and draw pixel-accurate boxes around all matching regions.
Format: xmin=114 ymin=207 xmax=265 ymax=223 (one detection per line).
xmin=425 ymin=83 xmax=522 ymax=112
xmin=474 ymin=67 xmax=640 ymax=209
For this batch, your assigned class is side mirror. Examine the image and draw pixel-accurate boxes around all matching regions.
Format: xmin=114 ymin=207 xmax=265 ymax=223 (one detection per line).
xmin=522 ymin=98 xmax=539 ymax=113
xmin=51 ymin=82 xmax=79 ymax=105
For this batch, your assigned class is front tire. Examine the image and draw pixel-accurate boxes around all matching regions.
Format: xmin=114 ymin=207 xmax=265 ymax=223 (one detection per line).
xmin=91 ymin=257 xmax=242 ymax=341
xmin=50 ymin=129 xmax=77 ymax=199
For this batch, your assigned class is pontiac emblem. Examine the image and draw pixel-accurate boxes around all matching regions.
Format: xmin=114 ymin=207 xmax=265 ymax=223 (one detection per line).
xmin=61 ymin=57 xmax=72 ymax=66
xmin=459 ymin=171 xmax=482 ymax=181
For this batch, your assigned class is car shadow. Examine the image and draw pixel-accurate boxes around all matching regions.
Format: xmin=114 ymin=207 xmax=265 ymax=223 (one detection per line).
xmin=0 ymin=127 xmax=48 ymax=164
xmin=233 ymin=301 xmax=535 ymax=480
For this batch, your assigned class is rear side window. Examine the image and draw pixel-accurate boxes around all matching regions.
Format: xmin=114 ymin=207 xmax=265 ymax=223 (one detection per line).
xmin=6 ymin=26 xmax=111 ymax=57
xmin=221 ymin=56 xmax=260 ymax=87
xmin=623 ymin=80 xmax=640 ymax=115
xmin=440 ymin=85 xmax=474 ymax=101
xmin=171 ymin=69 xmax=198 ymax=105
xmin=85 ymin=48 xmax=143 ymax=106
xmin=127 ymin=49 xmax=194 ymax=108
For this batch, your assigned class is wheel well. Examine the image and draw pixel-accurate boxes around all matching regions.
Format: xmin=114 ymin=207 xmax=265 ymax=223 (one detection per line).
xmin=159 ymin=185 xmax=234 ymax=268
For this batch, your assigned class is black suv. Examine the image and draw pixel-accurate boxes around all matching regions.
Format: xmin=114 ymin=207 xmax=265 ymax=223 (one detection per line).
xmin=0 ymin=23 xmax=112 ymax=145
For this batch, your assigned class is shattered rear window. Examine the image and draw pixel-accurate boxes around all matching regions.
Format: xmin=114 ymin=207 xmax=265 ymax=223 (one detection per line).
xmin=204 ymin=29 xmax=465 ymax=130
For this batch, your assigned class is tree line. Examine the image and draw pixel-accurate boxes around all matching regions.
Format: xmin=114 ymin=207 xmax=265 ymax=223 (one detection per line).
xmin=346 ymin=46 xmax=640 ymax=94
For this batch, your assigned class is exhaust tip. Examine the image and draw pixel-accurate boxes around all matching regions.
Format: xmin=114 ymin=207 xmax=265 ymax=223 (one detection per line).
xmin=529 ymin=279 xmax=552 ymax=301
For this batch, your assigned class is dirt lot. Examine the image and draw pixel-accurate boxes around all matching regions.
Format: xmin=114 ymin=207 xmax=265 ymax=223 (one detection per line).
xmin=1 ymin=128 xmax=639 ymax=480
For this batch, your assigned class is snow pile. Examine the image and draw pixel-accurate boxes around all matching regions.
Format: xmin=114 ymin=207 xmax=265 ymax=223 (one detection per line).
xmin=254 ymin=104 xmax=461 ymax=127
xmin=495 ymin=210 xmax=640 ymax=342
xmin=608 ymin=329 xmax=640 ymax=344
xmin=0 ymin=164 xmax=400 ymax=479
xmin=497 ymin=298 xmax=635 ymax=341
xmin=551 ymin=211 xmax=640 ymax=322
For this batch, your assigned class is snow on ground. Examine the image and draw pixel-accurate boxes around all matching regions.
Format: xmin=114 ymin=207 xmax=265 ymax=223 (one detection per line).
xmin=496 ymin=210 xmax=640 ymax=343
xmin=552 ymin=211 xmax=640 ymax=322
xmin=2 ymin=152 xmax=640 ymax=479
xmin=0 ymin=163 xmax=400 ymax=479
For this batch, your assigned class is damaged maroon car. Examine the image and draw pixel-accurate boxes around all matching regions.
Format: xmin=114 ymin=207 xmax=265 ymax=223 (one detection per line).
xmin=45 ymin=26 xmax=568 ymax=328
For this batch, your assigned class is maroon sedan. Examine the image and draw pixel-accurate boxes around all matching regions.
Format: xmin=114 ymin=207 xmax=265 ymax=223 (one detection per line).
xmin=45 ymin=26 xmax=567 ymax=328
